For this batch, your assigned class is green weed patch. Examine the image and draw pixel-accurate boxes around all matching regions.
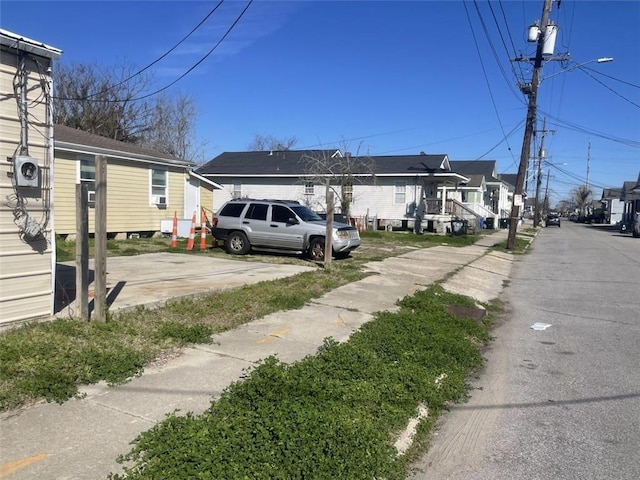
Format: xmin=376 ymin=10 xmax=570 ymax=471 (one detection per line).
xmin=110 ymin=285 xmax=491 ymax=480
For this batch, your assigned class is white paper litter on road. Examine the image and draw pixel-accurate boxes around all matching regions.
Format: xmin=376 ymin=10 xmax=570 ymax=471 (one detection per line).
xmin=530 ymin=322 xmax=552 ymax=331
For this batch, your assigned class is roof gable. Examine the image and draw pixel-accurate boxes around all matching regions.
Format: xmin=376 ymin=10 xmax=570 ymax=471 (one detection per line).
xmin=601 ymin=188 xmax=622 ymax=200
xmin=450 ymin=160 xmax=498 ymax=181
xmin=460 ymin=174 xmax=485 ymax=189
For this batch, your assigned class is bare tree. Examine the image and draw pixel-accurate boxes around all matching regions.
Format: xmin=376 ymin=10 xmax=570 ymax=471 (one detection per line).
xmin=54 ymin=62 xmax=205 ymax=160
xmin=572 ymin=185 xmax=592 ymax=216
xmin=54 ymin=62 xmax=154 ymax=142
xmin=248 ymin=134 xmax=298 ymax=151
xmin=138 ymin=94 xmax=206 ymax=162
xmin=301 ymin=142 xmax=375 ymax=218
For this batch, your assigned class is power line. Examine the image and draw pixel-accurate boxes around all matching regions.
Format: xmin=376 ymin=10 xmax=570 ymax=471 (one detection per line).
xmin=463 ymin=0 xmax=518 ymax=165
xmin=55 ymin=0 xmax=252 ymax=104
xmin=299 ymin=128 xmax=416 ymax=151
xmin=541 ymin=109 xmax=640 ymax=148
xmin=498 ymin=0 xmax=526 ymax=81
xmin=376 ymin=128 xmax=498 ymax=155
xmin=577 ymin=66 xmax=640 ymax=109
xmin=129 ymin=0 xmax=253 ymax=102
xmin=86 ymin=1 xmax=225 ymax=100
xmin=493 ymin=0 xmax=525 ymax=82
xmin=469 ymin=0 xmax=524 ymax=102
xmin=479 ymin=120 xmax=525 ymax=165
xmin=580 ymin=65 xmax=640 ymax=89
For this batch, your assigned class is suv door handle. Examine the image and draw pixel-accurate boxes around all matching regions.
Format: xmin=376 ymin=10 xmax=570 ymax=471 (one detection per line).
xmin=242 ymin=221 xmax=250 ymax=224
xmin=270 ymin=224 xmax=278 ymax=228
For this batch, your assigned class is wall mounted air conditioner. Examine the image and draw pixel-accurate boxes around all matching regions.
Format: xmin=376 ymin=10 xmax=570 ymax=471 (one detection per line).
xmin=152 ymin=195 xmax=167 ymax=206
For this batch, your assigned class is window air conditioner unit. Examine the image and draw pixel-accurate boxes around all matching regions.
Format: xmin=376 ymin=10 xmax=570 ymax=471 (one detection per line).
xmin=152 ymin=195 xmax=167 ymax=206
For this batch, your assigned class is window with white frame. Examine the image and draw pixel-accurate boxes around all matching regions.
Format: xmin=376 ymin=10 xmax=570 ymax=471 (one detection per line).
xmin=150 ymin=168 xmax=168 ymax=205
xmin=342 ymin=182 xmax=353 ymax=202
xmin=233 ymin=183 xmax=242 ymax=199
xmin=304 ymin=182 xmax=314 ymax=195
xmin=79 ymin=156 xmax=96 ymax=203
xmin=394 ymin=182 xmax=406 ymax=204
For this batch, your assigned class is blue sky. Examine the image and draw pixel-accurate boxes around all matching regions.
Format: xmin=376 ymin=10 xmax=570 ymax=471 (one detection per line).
xmin=2 ymin=0 xmax=639 ymax=204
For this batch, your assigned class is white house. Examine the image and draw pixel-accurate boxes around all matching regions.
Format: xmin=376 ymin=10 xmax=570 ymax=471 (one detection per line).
xmin=600 ymin=188 xmax=624 ymax=225
xmin=195 ymin=150 xmax=470 ymax=233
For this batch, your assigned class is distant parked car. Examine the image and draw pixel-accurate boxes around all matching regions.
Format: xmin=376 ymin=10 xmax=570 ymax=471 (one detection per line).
xmin=545 ymin=212 xmax=561 ymax=227
xmin=212 ymin=199 xmax=361 ymax=260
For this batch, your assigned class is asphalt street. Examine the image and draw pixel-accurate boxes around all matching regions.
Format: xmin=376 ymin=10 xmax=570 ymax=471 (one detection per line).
xmin=410 ymin=221 xmax=640 ymax=480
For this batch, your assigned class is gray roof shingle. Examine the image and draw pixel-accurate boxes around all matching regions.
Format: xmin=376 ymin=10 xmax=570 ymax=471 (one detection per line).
xmin=196 ymin=151 xmax=451 ymax=177
xmin=449 ymin=160 xmax=498 ymax=181
xmin=55 ymin=124 xmax=193 ymax=166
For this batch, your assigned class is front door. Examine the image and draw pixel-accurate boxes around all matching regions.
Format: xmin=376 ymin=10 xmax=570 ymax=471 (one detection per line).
xmin=269 ymin=205 xmax=305 ymax=250
xmin=184 ymin=176 xmax=199 ymax=220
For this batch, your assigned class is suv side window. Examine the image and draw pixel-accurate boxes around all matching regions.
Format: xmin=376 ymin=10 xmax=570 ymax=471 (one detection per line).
xmin=271 ymin=205 xmax=295 ymax=224
xmin=245 ymin=203 xmax=268 ymax=220
xmin=219 ymin=202 xmax=246 ymax=217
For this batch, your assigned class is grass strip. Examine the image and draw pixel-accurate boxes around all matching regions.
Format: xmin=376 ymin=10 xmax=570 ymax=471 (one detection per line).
xmin=2 ymin=231 xmax=479 ymax=411
xmin=109 ymin=285 xmax=491 ymax=480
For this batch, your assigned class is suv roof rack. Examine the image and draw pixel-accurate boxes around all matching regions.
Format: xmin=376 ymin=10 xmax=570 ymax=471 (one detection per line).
xmin=229 ymin=198 xmax=300 ymax=204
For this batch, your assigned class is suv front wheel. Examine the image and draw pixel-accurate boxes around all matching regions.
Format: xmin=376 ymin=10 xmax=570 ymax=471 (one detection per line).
xmin=308 ymin=238 xmax=325 ymax=261
xmin=226 ymin=231 xmax=251 ymax=255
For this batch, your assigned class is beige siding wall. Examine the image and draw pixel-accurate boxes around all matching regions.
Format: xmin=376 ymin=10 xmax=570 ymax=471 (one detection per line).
xmin=200 ymin=184 xmax=215 ymax=215
xmin=54 ymin=152 xmax=191 ymax=235
xmin=0 ymin=47 xmax=55 ymax=325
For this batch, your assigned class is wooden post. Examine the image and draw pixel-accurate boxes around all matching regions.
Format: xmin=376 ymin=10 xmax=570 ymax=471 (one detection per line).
xmin=324 ymin=186 xmax=334 ymax=269
xmin=94 ymin=155 xmax=107 ymax=321
xmin=76 ymin=183 xmax=89 ymax=320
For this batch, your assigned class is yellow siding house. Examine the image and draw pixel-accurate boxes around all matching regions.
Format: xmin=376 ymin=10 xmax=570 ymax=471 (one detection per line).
xmin=53 ymin=125 xmax=220 ymax=239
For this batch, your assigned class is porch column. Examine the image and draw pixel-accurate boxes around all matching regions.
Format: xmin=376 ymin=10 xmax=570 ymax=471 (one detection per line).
xmin=441 ymin=185 xmax=447 ymax=214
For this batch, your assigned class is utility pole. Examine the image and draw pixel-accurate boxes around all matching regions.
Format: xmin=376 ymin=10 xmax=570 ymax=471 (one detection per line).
xmin=543 ymin=169 xmax=551 ymax=216
xmin=586 ymin=140 xmax=591 ymax=191
xmin=507 ymin=0 xmax=556 ymax=249
xmin=533 ymin=118 xmax=554 ymax=227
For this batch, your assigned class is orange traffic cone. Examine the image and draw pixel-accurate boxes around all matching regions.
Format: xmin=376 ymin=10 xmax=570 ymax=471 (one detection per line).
xmin=186 ymin=211 xmax=196 ymax=251
xmin=171 ymin=211 xmax=178 ymax=248
xmin=199 ymin=209 xmax=207 ymax=250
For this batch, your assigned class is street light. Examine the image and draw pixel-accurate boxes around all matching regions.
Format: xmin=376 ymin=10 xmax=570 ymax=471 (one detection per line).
xmin=541 ymin=57 xmax=613 ymax=82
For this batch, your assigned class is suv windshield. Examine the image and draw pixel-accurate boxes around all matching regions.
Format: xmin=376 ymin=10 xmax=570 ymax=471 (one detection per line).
xmin=291 ymin=205 xmax=323 ymax=222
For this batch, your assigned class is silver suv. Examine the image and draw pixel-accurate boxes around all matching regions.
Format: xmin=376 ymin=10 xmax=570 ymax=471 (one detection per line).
xmin=212 ymin=199 xmax=361 ymax=260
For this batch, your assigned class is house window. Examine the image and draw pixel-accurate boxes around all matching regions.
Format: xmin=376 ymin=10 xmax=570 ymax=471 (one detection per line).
xmin=342 ymin=182 xmax=353 ymax=202
xmin=233 ymin=183 xmax=242 ymax=199
xmin=304 ymin=182 xmax=314 ymax=195
xmin=150 ymin=168 xmax=167 ymax=205
xmin=394 ymin=182 xmax=406 ymax=204
xmin=79 ymin=156 xmax=96 ymax=203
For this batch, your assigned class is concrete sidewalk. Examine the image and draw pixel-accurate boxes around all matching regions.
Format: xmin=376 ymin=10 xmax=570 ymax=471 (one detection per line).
xmin=1 ymin=230 xmax=513 ymax=480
